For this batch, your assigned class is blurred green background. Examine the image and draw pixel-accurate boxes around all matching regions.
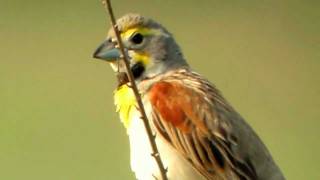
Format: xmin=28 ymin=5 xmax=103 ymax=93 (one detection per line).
xmin=1 ymin=0 xmax=319 ymax=179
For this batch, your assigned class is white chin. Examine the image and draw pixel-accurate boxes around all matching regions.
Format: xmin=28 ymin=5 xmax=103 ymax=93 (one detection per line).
xmin=110 ymin=62 xmax=120 ymax=72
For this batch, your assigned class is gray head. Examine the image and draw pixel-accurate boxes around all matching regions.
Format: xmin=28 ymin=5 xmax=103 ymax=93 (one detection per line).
xmin=93 ymin=13 xmax=188 ymax=82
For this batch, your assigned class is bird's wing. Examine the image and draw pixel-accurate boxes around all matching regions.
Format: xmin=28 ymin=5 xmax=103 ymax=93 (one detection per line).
xmin=147 ymin=71 xmax=258 ymax=180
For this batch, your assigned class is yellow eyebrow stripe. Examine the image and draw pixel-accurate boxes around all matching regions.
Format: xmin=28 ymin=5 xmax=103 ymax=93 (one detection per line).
xmin=121 ymin=27 xmax=162 ymax=40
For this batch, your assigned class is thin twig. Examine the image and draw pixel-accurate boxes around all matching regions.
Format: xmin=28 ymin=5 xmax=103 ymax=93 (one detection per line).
xmin=101 ymin=1 xmax=168 ymax=179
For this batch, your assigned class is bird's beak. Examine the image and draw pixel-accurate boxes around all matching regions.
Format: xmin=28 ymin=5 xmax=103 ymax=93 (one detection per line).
xmin=93 ymin=40 xmax=121 ymax=62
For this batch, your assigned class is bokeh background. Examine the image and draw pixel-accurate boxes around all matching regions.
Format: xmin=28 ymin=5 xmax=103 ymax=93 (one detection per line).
xmin=1 ymin=0 xmax=319 ymax=179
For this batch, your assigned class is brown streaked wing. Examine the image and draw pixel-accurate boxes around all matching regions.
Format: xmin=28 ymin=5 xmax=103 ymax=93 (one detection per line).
xmin=148 ymin=72 xmax=257 ymax=180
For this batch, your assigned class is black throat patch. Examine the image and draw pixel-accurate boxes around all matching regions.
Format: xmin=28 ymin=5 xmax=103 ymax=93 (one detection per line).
xmin=131 ymin=62 xmax=145 ymax=79
xmin=116 ymin=62 xmax=145 ymax=88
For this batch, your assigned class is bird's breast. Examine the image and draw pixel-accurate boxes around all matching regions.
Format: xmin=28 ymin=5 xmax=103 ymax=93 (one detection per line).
xmin=125 ymin=97 xmax=206 ymax=180
xmin=114 ymin=83 xmax=206 ymax=180
xmin=114 ymin=84 xmax=136 ymax=129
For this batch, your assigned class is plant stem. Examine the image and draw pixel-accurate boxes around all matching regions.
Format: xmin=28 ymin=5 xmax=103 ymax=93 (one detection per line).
xmin=101 ymin=1 xmax=168 ymax=179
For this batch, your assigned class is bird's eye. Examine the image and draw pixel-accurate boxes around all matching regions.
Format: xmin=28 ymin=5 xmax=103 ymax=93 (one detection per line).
xmin=130 ymin=33 xmax=144 ymax=44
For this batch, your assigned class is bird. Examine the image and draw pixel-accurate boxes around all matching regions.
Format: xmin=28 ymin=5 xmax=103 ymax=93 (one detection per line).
xmin=93 ymin=13 xmax=285 ymax=180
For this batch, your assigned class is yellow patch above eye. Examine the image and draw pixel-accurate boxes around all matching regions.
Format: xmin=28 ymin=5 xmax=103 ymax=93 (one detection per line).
xmin=121 ymin=27 xmax=161 ymax=40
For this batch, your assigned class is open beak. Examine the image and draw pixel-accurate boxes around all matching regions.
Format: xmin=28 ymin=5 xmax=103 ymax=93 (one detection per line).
xmin=93 ymin=40 xmax=121 ymax=61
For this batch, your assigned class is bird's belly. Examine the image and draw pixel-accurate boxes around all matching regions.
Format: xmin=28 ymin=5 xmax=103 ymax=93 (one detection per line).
xmin=128 ymin=110 xmax=206 ymax=180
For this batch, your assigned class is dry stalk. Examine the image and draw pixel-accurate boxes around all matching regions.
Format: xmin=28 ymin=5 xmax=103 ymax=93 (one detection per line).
xmin=101 ymin=0 xmax=168 ymax=179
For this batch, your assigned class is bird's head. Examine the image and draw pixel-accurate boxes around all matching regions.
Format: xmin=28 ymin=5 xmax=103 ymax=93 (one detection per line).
xmin=93 ymin=13 xmax=188 ymax=84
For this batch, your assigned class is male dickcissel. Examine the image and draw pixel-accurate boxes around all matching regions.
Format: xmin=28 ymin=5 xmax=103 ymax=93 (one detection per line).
xmin=93 ymin=14 xmax=285 ymax=180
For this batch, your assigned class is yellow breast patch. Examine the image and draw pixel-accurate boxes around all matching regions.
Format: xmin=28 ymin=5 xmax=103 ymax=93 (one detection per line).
xmin=114 ymin=84 xmax=136 ymax=129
